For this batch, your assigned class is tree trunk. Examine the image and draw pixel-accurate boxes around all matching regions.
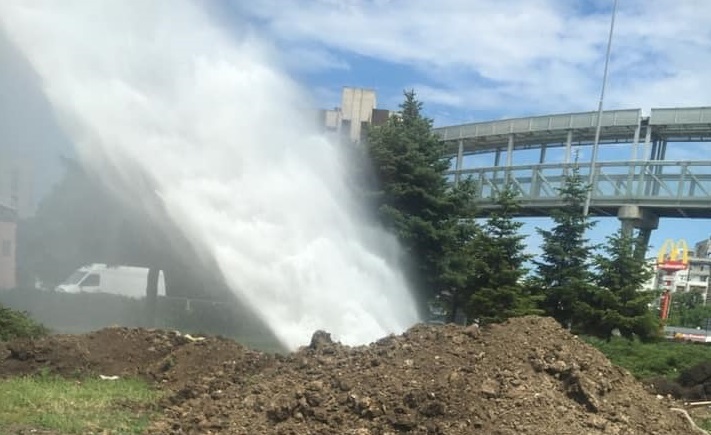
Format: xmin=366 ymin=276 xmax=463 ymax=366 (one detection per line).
xmin=448 ymin=294 xmax=459 ymax=324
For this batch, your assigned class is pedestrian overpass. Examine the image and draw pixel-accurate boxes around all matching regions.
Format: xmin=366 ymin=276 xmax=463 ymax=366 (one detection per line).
xmin=433 ymin=106 xmax=711 ymax=252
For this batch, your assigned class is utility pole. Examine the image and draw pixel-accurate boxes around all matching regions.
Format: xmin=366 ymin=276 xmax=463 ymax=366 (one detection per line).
xmin=583 ymin=0 xmax=619 ymax=216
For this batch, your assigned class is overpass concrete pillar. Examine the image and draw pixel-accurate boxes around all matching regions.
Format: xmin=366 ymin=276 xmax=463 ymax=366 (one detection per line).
xmin=617 ymin=205 xmax=659 ymax=259
xmin=454 ymin=139 xmax=464 ymax=185
xmin=635 ymin=228 xmax=654 ymax=260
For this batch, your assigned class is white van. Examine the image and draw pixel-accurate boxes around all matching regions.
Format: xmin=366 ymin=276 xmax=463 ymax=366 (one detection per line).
xmin=55 ymin=264 xmax=166 ymax=298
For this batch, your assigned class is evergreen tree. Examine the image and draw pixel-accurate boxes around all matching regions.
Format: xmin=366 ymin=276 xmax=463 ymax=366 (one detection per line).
xmin=17 ymin=159 xmax=119 ymax=287
xmin=533 ymin=164 xmax=596 ymax=328
xmin=365 ymin=90 xmax=478 ymax=316
xmin=437 ymin=179 xmax=480 ymax=322
xmin=586 ymin=229 xmax=659 ymax=340
xmin=468 ymin=183 xmax=540 ymax=323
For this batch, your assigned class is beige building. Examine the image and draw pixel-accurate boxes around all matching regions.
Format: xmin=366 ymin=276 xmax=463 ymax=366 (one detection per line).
xmin=0 ymin=203 xmax=16 ymax=290
xmin=0 ymin=157 xmax=34 ymax=218
xmin=317 ymin=87 xmax=392 ymax=144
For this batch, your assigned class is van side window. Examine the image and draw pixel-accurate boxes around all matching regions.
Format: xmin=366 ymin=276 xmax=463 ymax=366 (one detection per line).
xmin=81 ymin=274 xmax=100 ymax=287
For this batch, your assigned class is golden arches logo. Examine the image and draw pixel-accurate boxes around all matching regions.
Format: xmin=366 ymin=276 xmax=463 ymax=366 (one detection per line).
xmin=657 ymin=239 xmax=689 ymax=270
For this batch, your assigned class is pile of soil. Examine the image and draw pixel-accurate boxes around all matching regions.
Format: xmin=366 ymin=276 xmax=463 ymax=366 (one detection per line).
xmin=0 ymin=327 xmax=261 ymax=391
xmin=650 ymin=361 xmax=711 ymax=401
xmin=0 ymin=316 xmax=702 ymax=434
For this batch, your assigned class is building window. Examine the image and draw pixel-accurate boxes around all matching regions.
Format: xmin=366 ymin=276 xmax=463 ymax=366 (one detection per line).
xmin=1 ymin=240 xmax=10 ymax=257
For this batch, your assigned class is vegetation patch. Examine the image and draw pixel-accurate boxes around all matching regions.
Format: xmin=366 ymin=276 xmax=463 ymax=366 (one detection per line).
xmin=0 ymin=304 xmax=49 ymax=341
xmin=585 ymin=335 xmax=711 ymax=380
xmin=0 ymin=375 xmax=161 ymax=434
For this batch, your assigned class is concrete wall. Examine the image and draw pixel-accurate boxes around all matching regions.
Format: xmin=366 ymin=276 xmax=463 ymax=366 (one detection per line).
xmin=323 ymin=109 xmax=341 ymax=131
xmin=0 ymin=219 xmax=16 ymax=289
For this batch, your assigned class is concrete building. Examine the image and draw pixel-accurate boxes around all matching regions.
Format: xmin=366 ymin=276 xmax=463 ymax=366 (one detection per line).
xmin=647 ymin=259 xmax=711 ymax=293
xmin=317 ymin=87 xmax=392 ymax=144
xmin=0 ymin=156 xmax=34 ymax=218
xmin=694 ymin=237 xmax=711 ymax=258
xmin=643 ymin=242 xmax=711 ymax=304
xmin=0 ymin=203 xmax=17 ymax=290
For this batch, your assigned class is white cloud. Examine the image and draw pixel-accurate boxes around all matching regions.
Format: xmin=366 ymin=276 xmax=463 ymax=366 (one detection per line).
xmin=280 ymin=46 xmax=350 ymax=73
xmin=233 ymin=0 xmax=711 ymax=119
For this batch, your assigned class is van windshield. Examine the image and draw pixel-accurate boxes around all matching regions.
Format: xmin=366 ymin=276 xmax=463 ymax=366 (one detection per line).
xmin=63 ymin=270 xmax=87 ymax=285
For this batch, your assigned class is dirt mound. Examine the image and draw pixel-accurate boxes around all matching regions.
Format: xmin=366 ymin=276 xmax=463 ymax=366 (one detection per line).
xmin=1 ymin=317 xmax=701 ymax=434
xmin=0 ymin=327 xmax=254 ymax=388
xmin=145 ymin=316 xmax=695 ymax=434
xmin=650 ymin=361 xmax=711 ymax=401
xmin=1 ymin=327 xmax=178 ymax=378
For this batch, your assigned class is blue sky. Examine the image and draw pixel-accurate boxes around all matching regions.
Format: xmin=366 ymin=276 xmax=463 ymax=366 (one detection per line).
xmin=3 ymin=0 xmax=711 ymax=259
xmin=218 ymin=0 xmax=711 ymax=258
xmin=223 ymin=0 xmax=711 ymax=120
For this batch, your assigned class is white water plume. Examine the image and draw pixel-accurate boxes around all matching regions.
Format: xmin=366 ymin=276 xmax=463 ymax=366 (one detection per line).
xmin=0 ymin=0 xmax=420 ymax=349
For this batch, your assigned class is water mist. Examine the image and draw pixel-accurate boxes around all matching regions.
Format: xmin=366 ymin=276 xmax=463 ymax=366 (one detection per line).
xmin=0 ymin=0 xmax=420 ymax=349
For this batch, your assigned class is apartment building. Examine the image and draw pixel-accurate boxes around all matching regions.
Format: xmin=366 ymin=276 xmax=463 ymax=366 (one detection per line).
xmin=0 ymin=203 xmax=16 ymax=290
xmin=643 ymin=239 xmax=711 ymax=303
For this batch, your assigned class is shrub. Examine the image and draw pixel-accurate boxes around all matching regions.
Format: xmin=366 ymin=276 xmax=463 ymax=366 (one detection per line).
xmin=0 ymin=304 xmax=49 ymax=341
xmin=584 ymin=335 xmax=711 ymax=380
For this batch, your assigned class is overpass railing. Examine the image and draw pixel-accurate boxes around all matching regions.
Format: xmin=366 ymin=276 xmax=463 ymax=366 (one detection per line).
xmin=435 ymin=108 xmax=641 ymax=141
xmin=450 ymin=160 xmax=711 ymax=210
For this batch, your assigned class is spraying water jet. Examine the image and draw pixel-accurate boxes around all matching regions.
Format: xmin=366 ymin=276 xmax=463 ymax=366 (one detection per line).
xmin=0 ymin=0 xmax=420 ymax=349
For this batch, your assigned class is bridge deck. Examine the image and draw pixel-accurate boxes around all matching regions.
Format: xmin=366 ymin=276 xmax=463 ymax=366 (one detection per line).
xmin=434 ymin=106 xmax=711 ymax=155
xmin=438 ymin=107 xmax=711 ymax=219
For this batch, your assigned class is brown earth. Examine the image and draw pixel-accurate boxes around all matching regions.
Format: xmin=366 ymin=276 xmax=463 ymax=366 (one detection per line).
xmin=0 ymin=316 xmax=704 ymax=434
xmin=650 ymin=360 xmax=711 ymax=402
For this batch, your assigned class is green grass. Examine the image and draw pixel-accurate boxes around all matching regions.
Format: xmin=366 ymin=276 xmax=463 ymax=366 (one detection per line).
xmin=0 ymin=374 xmax=162 ymax=434
xmin=585 ymin=336 xmax=711 ymax=380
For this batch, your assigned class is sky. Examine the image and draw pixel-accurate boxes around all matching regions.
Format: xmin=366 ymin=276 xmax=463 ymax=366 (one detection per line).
xmin=3 ymin=0 xmax=711 ymax=258
xmin=218 ymin=0 xmax=711 ymax=258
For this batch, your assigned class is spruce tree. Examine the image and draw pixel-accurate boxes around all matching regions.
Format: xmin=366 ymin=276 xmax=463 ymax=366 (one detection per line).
xmin=365 ymin=90 xmax=478 ymax=316
xmin=586 ymin=229 xmax=659 ymax=340
xmin=533 ymin=164 xmax=596 ymax=328
xmin=468 ymin=183 xmax=540 ymax=324
xmin=438 ymin=175 xmax=482 ymax=322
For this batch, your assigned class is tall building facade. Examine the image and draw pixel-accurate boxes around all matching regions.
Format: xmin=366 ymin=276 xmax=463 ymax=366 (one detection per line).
xmin=0 ymin=156 xmax=34 ymax=218
xmin=0 ymin=203 xmax=16 ymax=290
xmin=317 ymin=87 xmax=392 ymax=144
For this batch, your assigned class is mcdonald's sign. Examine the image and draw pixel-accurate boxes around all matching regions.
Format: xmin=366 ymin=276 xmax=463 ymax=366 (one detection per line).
xmin=657 ymin=239 xmax=689 ymax=272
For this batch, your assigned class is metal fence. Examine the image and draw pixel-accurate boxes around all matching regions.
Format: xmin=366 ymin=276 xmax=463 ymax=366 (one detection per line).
xmin=451 ymin=160 xmax=711 ymax=213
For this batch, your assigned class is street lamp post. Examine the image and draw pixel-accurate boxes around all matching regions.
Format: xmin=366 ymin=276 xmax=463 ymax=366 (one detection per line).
xmin=583 ymin=0 xmax=619 ymax=216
